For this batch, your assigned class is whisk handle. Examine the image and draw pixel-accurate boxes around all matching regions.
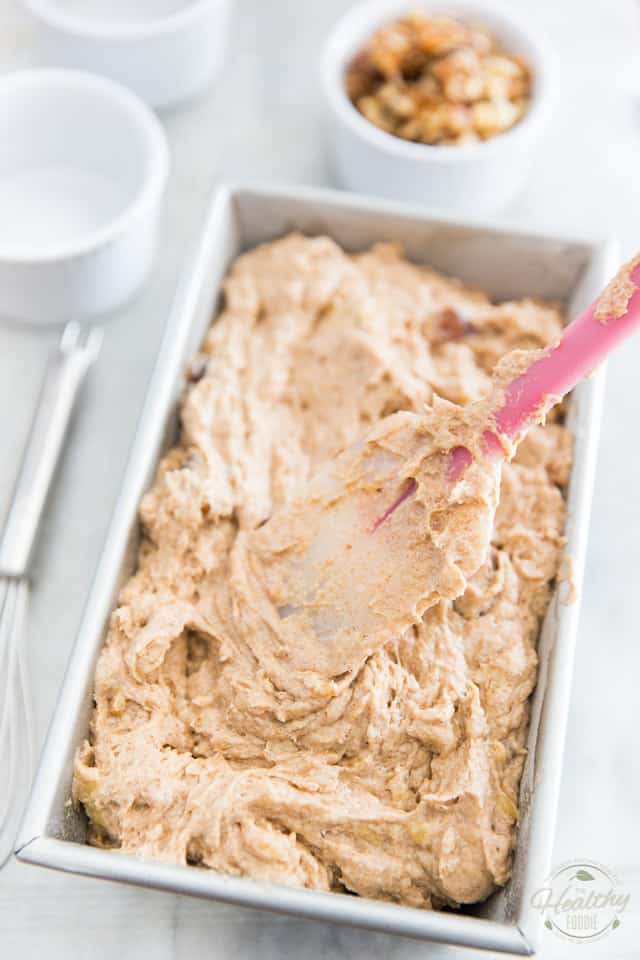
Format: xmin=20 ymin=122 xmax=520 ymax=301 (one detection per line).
xmin=0 ymin=324 xmax=102 ymax=578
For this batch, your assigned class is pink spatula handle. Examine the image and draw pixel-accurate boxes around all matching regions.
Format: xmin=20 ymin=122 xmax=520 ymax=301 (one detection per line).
xmin=495 ymin=258 xmax=640 ymax=441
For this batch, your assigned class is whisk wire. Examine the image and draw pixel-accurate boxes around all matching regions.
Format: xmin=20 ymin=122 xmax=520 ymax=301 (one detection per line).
xmin=0 ymin=582 xmax=21 ymax=844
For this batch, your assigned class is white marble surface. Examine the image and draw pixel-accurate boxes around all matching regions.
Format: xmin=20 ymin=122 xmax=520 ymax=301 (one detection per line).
xmin=1 ymin=1 xmax=639 ymax=957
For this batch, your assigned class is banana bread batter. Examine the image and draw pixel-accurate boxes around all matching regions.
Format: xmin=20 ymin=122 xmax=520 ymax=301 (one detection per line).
xmin=74 ymin=235 xmax=571 ymax=909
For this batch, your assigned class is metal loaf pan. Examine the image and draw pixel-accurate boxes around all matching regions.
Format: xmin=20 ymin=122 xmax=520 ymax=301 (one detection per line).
xmin=16 ymin=183 xmax=615 ymax=955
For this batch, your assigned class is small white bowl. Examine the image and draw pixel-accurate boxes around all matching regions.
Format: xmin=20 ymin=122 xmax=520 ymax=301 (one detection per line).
xmin=322 ymin=0 xmax=556 ymax=215
xmin=0 ymin=69 xmax=169 ymax=325
xmin=23 ymin=0 xmax=231 ymax=110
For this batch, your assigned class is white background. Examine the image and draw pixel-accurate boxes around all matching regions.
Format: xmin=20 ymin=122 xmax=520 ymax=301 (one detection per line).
xmin=0 ymin=1 xmax=638 ymax=958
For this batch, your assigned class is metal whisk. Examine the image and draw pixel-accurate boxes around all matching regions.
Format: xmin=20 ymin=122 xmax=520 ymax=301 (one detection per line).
xmin=0 ymin=322 xmax=102 ymax=867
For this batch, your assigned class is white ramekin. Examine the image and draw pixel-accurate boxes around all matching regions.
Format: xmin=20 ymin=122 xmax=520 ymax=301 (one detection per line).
xmin=23 ymin=0 xmax=231 ymax=110
xmin=322 ymin=0 xmax=556 ymax=215
xmin=0 ymin=69 xmax=169 ymax=325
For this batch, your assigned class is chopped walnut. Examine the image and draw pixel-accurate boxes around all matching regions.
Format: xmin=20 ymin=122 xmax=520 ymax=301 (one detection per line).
xmin=431 ymin=306 xmax=474 ymax=344
xmin=345 ymin=10 xmax=532 ymax=146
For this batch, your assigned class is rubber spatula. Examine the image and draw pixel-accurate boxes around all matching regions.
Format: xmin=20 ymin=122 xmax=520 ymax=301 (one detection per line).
xmin=242 ymin=255 xmax=639 ymax=677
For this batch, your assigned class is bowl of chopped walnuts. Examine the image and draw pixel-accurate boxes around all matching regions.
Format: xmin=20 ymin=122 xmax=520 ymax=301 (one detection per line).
xmin=322 ymin=0 xmax=555 ymax=214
